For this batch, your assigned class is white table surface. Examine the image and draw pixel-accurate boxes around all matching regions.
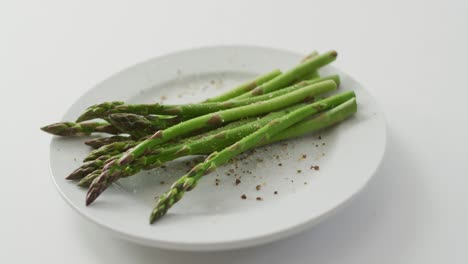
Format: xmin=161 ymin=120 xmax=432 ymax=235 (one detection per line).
xmin=1 ymin=1 xmax=467 ymax=263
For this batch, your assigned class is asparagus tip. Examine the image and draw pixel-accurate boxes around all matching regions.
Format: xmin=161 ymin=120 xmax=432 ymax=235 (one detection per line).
xmin=85 ymin=191 xmax=97 ymax=206
xmin=65 ymin=174 xmax=80 ymax=180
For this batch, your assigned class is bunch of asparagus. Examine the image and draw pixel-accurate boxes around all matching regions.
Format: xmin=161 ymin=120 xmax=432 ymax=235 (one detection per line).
xmin=41 ymin=50 xmax=358 ymax=224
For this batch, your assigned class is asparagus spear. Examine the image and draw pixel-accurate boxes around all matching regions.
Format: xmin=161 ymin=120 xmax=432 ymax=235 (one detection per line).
xmin=73 ymin=76 xmax=335 ymax=119
xmin=79 ymin=104 xmax=304 ymax=187
xmin=116 ymin=80 xmax=338 ymax=166
xmin=76 ymin=70 xmax=280 ymax=122
xmin=203 ymin=69 xmax=282 ymax=102
xmin=107 ymin=114 xmax=183 ymax=139
xmin=77 ymin=96 xmax=356 ymax=187
xmin=84 ymin=136 xmax=132 ymax=149
xmin=76 ymin=52 xmax=336 ymax=122
xmin=40 ymin=121 xmax=120 ymax=136
xmin=67 ymin=155 xmax=112 ymax=180
xmin=148 ymin=92 xmax=355 ymax=223
xmin=300 ymin=50 xmax=319 ymax=63
xmin=151 ymin=76 xmax=340 ymax=117
xmin=76 ymin=101 xmax=125 ymax=122
xmin=300 ymin=51 xmax=320 ymax=80
xmin=233 ymin=50 xmax=337 ymax=99
xmin=246 ymin=75 xmax=339 ymax=102
xmin=83 ymin=141 xmax=137 ymax=162
xmin=81 ymin=116 xmax=260 ymax=163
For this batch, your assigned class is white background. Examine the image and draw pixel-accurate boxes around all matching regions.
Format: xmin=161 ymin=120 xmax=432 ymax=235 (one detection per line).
xmin=1 ymin=1 xmax=467 ymax=263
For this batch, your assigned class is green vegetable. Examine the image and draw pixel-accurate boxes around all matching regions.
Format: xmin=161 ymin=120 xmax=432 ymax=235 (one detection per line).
xmin=77 ymin=96 xmax=356 ymax=188
xmin=116 ymin=80 xmax=337 ymax=166
xmin=40 ymin=121 xmax=120 ymax=136
xmin=148 ymin=91 xmax=355 ymax=223
xmin=233 ymin=50 xmax=337 ymax=99
xmin=203 ymin=69 xmax=282 ymax=102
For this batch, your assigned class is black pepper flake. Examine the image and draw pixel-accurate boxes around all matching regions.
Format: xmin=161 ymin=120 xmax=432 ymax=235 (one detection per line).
xmin=318 ymin=136 xmax=322 ymax=140
xmin=316 ymin=144 xmax=319 ymax=147
xmin=256 ymin=197 xmax=263 ymax=201
xmin=304 ymin=182 xmax=308 ymax=185
xmin=235 ymin=179 xmax=241 ymax=185
xmin=274 ymin=191 xmax=278 ymax=195
xmin=241 ymin=194 xmax=247 ymax=199
xmin=161 ymin=165 xmax=167 ymax=169
xmin=302 ymin=154 xmax=307 ymax=159
xmin=297 ymin=170 xmax=302 ymax=173
xmin=256 ymin=185 xmax=261 ymax=191
xmin=160 ymin=181 xmax=165 ymax=185
xmin=278 ymin=163 xmax=282 ymax=166
xmin=322 ymin=142 xmax=325 ymax=146
xmin=310 ymin=165 xmax=320 ymax=171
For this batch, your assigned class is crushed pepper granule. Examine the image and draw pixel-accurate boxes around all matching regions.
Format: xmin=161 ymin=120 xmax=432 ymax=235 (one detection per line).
xmin=255 ymin=185 xmax=261 ymax=191
xmin=241 ymin=194 xmax=247 ymax=199
xmin=256 ymin=197 xmax=263 ymax=201
xmin=310 ymin=165 xmax=320 ymax=171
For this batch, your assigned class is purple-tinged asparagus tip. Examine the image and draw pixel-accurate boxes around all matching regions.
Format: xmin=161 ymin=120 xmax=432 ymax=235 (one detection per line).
xmin=66 ymin=173 xmax=81 ymax=180
xmin=85 ymin=190 xmax=99 ymax=206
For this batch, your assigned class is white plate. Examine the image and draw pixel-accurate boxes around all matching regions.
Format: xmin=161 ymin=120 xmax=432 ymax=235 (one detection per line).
xmin=49 ymin=46 xmax=386 ymax=251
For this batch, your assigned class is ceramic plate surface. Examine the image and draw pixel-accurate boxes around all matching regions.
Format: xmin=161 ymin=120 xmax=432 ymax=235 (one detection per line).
xmin=49 ymin=46 xmax=386 ymax=251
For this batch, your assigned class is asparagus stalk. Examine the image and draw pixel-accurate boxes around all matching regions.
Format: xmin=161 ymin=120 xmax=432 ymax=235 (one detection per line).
xmin=83 ymin=141 xmax=137 ymax=162
xmin=79 ymin=104 xmax=304 ymax=187
xmin=233 ymin=50 xmax=337 ymax=100
xmin=76 ymin=101 xmax=125 ymax=122
xmin=76 ymin=52 xmax=336 ymax=122
xmin=300 ymin=51 xmax=320 ymax=80
xmin=40 ymin=121 xmax=120 ymax=136
xmin=84 ymin=136 xmax=132 ymax=149
xmin=73 ymin=77 xmax=334 ymax=119
xmin=77 ymin=96 xmax=356 ymax=187
xmin=203 ymin=69 xmax=282 ymax=102
xmin=76 ymin=70 xmax=280 ymax=122
xmin=67 ymin=155 xmax=112 ymax=180
xmin=140 ymin=78 xmax=335 ymax=117
xmin=107 ymin=114 xmax=183 ymax=139
xmin=148 ymin=92 xmax=355 ymax=223
xmin=85 ymin=91 xmax=353 ymax=205
xmin=269 ymin=97 xmax=356 ymax=142
xmin=81 ymin=116 xmax=260 ymax=163
xmin=245 ymin=75 xmax=339 ymax=103
xmin=300 ymin=50 xmax=319 ymax=63
xmin=116 ymin=80 xmax=338 ymax=166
